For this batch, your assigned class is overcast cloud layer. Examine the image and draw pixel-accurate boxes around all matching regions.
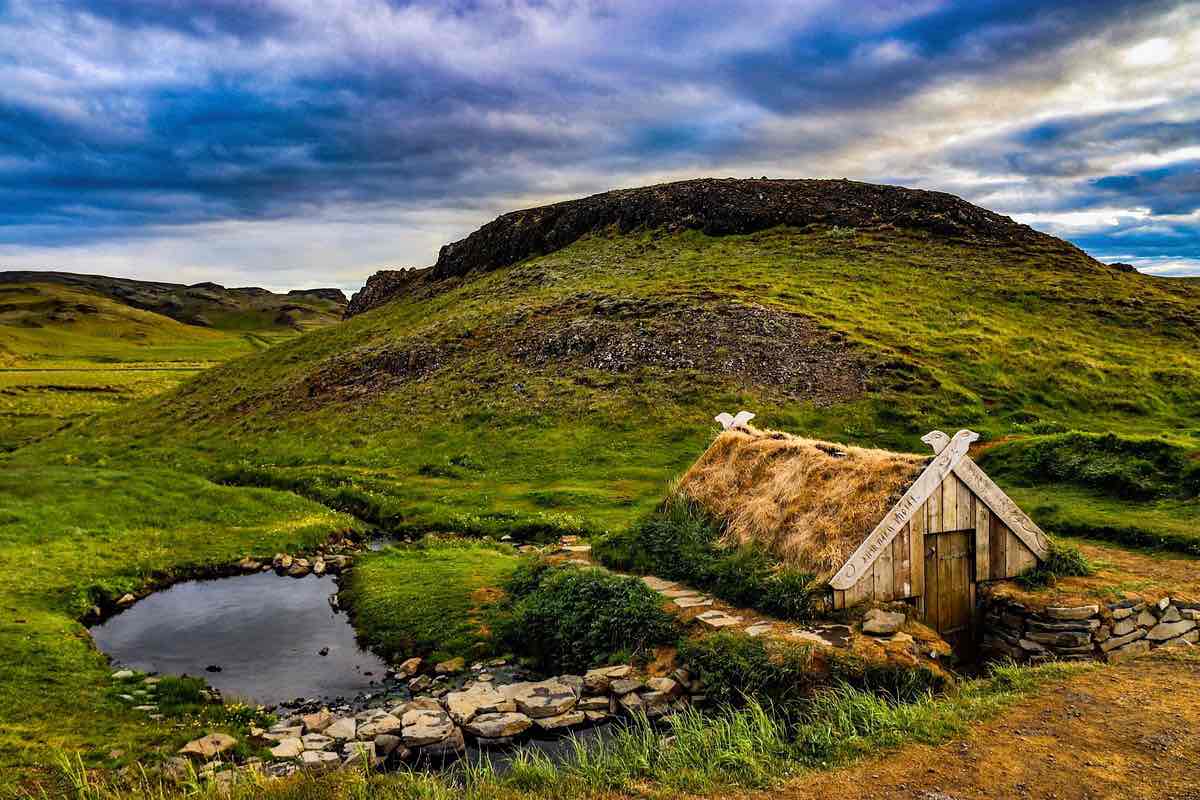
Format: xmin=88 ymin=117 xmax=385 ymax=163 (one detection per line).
xmin=0 ymin=0 xmax=1197 ymax=291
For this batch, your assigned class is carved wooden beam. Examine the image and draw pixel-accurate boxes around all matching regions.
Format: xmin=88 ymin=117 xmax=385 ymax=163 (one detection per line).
xmin=829 ymin=429 xmax=978 ymax=590
xmin=921 ymin=430 xmax=1050 ymax=559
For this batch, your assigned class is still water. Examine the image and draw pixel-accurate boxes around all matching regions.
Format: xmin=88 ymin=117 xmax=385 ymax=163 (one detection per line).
xmin=90 ymin=571 xmax=388 ymax=706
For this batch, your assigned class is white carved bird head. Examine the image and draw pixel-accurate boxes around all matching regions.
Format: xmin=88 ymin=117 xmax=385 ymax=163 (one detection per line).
xmin=714 ymin=410 xmax=755 ymax=430
xmin=920 ymin=430 xmax=951 ymax=454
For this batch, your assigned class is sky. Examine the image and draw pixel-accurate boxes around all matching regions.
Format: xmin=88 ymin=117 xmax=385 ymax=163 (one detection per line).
xmin=0 ymin=0 xmax=1198 ymax=293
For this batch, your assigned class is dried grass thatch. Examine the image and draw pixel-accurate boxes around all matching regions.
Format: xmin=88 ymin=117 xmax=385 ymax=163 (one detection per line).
xmin=676 ymin=426 xmax=928 ymax=582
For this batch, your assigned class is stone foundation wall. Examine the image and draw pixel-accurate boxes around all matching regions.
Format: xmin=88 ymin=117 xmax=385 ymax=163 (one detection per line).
xmin=980 ymin=592 xmax=1200 ymax=663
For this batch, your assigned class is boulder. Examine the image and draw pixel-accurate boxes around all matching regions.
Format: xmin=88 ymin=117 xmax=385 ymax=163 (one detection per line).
xmin=640 ymin=691 xmax=675 ymax=718
xmin=357 ymin=714 xmax=402 ymax=738
xmin=400 ymin=709 xmax=455 ymax=747
xmin=1160 ymin=605 xmax=1182 ymax=623
xmin=117 ymin=593 xmax=136 ymax=607
xmin=269 ymin=738 xmax=304 ymax=759
xmin=301 ymin=733 xmax=334 ymax=751
xmin=534 ymin=710 xmax=586 ymax=731
xmin=373 ymin=734 xmax=404 ymax=758
xmin=862 ymin=608 xmax=905 ymax=635
xmin=390 ymin=697 xmax=442 ymax=717
xmin=179 ymin=733 xmax=237 ymax=760
xmin=645 ymin=677 xmax=682 ymax=698
xmin=236 ymin=557 xmax=262 ymax=572
xmin=434 ymin=657 xmax=466 ymax=674
xmin=302 ymin=709 xmax=333 ymax=734
xmin=609 ymin=678 xmax=643 ymax=696
xmin=298 ymin=750 xmax=340 ymax=773
xmin=287 ymin=559 xmax=311 ymax=578
xmin=342 ymin=741 xmax=376 ymax=767
xmin=583 ymin=665 xmax=633 ymax=693
xmin=577 ymin=696 xmax=610 ymax=711
xmin=501 ymin=680 xmax=578 ymax=719
xmin=465 ymin=712 xmax=533 ymax=739
xmin=111 ymin=670 xmax=135 ymax=680
xmin=264 ymin=725 xmax=304 ymax=741
xmin=419 ymin=726 xmax=465 ymax=757
xmin=1111 ymin=618 xmax=1140 ymax=637
xmin=312 ymin=559 xmax=327 ymax=576
xmin=409 ymin=675 xmax=433 ymax=692
xmin=1108 ymin=639 xmax=1151 ymax=663
xmin=1137 ymin=610 xmax=1158 ymax=627
xmin=324 ymin=717 xmax=357 ymax=740
xmin=1147 ymin=620 xmax=1197 ymax=642
xmin=443 ymin=685 xmax=513 ymax=725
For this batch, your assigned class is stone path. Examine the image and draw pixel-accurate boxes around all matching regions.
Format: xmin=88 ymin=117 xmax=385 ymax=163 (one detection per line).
xmin=546 ymin=540 xmax=932 ymax=660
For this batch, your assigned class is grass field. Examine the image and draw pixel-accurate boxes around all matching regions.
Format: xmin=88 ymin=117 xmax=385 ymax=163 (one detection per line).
xmin=1 ymin=225 xmax=1198 ymax=786
xmin=0 ymin=283 xmax=304 ymax=451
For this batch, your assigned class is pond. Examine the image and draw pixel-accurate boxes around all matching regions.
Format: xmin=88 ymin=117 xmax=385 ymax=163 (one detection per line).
xmin=90 ymin=571 xmax=389 ymax=707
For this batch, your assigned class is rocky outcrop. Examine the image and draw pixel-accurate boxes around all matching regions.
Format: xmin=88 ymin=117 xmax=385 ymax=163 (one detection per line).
xmin=346 ymin=177 xmax=1072 ymax=316
xmin=981 ymin=591 xmax=1199 ymax=663
xmin=345 ymin=268 xmax=427 ymax=316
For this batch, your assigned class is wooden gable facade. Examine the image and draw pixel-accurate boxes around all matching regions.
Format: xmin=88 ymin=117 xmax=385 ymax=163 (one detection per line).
xmin=828 ymin=430 xmax=1049 ymax=643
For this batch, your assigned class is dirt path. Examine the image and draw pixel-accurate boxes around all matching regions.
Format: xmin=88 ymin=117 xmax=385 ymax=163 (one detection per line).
xmin=756 ymin=649 xmax=1200 ymax=800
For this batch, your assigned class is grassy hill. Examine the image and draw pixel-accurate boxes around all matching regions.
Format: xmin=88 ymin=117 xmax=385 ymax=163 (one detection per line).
xmin=25 ymin=180 xmax=1199 ymax=537
xmin=2 ymin=178 xmax=1199 ymax=780
xmin=0 ymin=276 xmax=346 ymax=452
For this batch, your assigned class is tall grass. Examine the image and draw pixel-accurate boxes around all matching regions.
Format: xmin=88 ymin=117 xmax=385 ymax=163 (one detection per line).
xmin=19 ymin=661 xmax=1083 ymax=800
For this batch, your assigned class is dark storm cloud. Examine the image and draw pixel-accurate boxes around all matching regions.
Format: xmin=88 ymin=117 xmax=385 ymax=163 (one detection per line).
xmin=0 ymin=0 xmax=1197 ymax=275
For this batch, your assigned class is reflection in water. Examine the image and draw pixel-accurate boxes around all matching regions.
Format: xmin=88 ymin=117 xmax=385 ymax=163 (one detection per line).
xmin=90 ymin=571 xmax=388 ymax=706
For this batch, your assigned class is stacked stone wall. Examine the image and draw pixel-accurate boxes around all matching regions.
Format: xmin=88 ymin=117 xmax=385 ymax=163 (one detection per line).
xmin=981 ymin=592 xmax=1199 ymax=663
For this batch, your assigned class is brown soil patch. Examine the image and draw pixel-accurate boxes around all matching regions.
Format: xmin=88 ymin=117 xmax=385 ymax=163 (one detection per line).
xmin=999 ymin=539 xmax=1200 ymax=607
xmin=760 ymin=649 xmax=1200 ymax=800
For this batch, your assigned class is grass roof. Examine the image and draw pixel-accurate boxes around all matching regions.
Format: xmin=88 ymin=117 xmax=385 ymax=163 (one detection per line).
xmin=677 ymin=427 xmax=929 ymax=582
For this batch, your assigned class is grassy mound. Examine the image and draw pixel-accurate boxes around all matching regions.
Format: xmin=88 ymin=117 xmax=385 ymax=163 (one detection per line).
xmin=339 ymin=540 xmax=521 ymax=664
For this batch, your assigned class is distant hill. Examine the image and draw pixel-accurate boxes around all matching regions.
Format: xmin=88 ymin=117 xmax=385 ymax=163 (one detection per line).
xmin=0 ymin=270 xmax=347 ymax=332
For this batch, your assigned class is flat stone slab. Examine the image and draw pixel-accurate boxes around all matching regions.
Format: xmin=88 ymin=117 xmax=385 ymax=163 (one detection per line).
xmin=269 ymin=738 xmax=304 ymax=759
xmin=534 ymin=710 xmax=586 ymax=731
xmin=400 ymin=709 xmax=455 ymax=747
xmin=582 ymin=665 xmax=632 ymax=693
xmin=562 ymin=545 xmax=592 ymax=553
xmin=464 ymin=712 xmax=533 ymax=740
xmin=357 ymin=714 xmax=402 ymax=738
xmin=443 ymin=685 xmax=513 ymax=725
xmin=862 ymin=608 xmax=905 ymax=635
xmin=696 ymin=610 xmax=742 ymax=628
xmin=298 ymin=750 xmax=340 ymax=772
xmin=674 ymin=596 xmax=714 ymax=608
xmin=641 ymin=576 xmax=677 ymax=592
xmin=499 ymin=680 xmax=578 ymax=719
xmin=180 ymin=733 xmax=237 ymax=760
xmin=324 ymin=718 xmax=356 ymax=740
xmin=745 ymin=623 xmax=774 ymax=637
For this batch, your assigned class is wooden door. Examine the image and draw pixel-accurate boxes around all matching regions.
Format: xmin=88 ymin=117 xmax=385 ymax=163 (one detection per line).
xmin=922 ymin=529 xmax=974 ymax=653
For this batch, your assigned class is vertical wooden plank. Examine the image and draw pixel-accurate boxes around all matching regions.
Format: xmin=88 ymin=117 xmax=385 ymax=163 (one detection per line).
xmin=924 ymin=531 xmax=939 ymax=631
xmin=989 ymin=513 xmax=1007 ymax=580
xmin=954 ymin=532 xmax=971 ymax=631
xmin=893 ymin=521 xmax=912 ymax=598
xmin=1005 ymin=525 xmax=1020 ymax=577
xmin=975 ymin=501 xmax=991 ymax=582
xmin=833 ymin=590 xmax=845 ymax=611
xmin=957 ymin=480 xmax=974 ymax=529
xmin=844 ymin=574 xmax=870 ymax=607
xmin=938 ymin=532 xmax=954 ymax=632
xmin=1008 ymin=530 xmax=1038 ymax=575
xmin=910 ymin=500 xmax=926 ymax=597
xmin=942 ymin=475 xmax=958 ymax=532
xmin=928 ymin=478 xmax=943 ymax=533
xmin=874 ymin=537 xmax=894 ymax=602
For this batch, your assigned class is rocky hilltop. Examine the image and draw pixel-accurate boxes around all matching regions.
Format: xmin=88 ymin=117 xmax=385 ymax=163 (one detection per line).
xmin=348 ymin=177 xmax=1069 ymax=316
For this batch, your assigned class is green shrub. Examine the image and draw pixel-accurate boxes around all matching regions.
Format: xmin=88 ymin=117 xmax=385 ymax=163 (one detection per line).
xmin=982 ymin=431 xmax=1200 ymax=500
xmin=494 ymin=562 xmax=680 ymax=673
xmin=1015 ymin=538 xmax=1095 ymax=589
xmin=593 ymin=496 xmax=819 ymax=621
xmin=677 ymin=632 xmax=817 ymax=712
